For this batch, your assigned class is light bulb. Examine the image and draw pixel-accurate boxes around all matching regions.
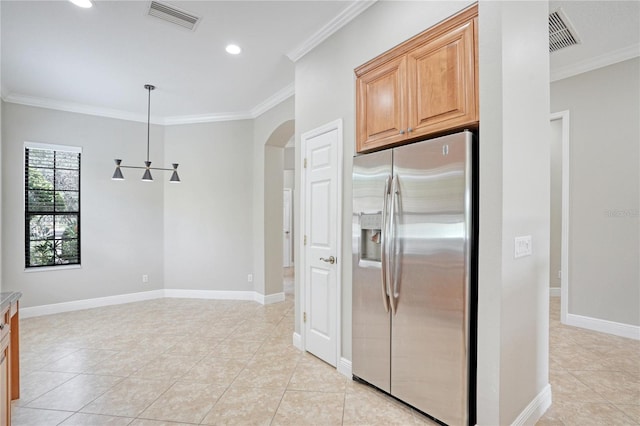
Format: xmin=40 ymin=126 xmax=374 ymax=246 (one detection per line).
xmin=225 ymin=44 xmax=242 ymax=55
xmin=69 ymin=0 xmax=92 ymax=8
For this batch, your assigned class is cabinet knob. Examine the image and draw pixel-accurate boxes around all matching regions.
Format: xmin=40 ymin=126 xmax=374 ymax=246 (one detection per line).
xmin=407 ymin=127 xmax=413 ymax=133
xmin=399 ymin=130 xmax=405 ymax=135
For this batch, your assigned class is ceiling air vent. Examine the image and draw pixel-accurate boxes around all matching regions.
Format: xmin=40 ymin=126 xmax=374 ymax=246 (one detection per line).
xmin=549 ymin=8 xmax=581 ymax=52
xmin=148 ymin=1 xmax=201 ymax=31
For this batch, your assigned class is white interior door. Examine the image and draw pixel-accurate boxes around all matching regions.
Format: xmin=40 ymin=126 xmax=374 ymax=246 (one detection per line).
xmin=302 ymin=120 xmax=342 ymax=367
xmin=283 ymin=189 xmax=292 ymax=267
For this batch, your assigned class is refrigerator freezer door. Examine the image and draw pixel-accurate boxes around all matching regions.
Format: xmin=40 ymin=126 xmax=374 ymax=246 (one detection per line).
xmin=352 ymin=149 xmax=393 ymax=393
xmin=390 ymin=132 xmax=472 ymax=425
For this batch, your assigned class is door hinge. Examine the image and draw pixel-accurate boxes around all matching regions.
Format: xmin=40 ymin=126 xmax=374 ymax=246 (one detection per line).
xmin=304 ymin=235 xmax=307 ymax=246
xmin=304 ymin=158 xmax=307 ymax=168
xmin=303 ymin=312 xmax=307 ymax=323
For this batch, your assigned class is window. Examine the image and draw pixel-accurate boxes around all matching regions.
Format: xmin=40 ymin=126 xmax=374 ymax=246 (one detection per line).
xmin=25 ymin=142 xmax=81 ymax=268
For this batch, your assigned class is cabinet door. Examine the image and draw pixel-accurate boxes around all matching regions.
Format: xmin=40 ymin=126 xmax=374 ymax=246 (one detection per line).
xmin=356 ymin=56 xmax=407 ymax=153
xmin=0 ymin=337 xmax=8 ymax=426
xmin=407 ymin=18 xmax=477 ymax=137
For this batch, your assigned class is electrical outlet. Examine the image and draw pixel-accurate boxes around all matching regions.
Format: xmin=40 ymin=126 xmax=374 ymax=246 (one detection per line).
xmin=247 ymin=274 xmax=253 ymax=283
xmin=514 ymin=236 xmax=532 ymax=258
xmin=142 ymin=274 xmax=149 ymax=283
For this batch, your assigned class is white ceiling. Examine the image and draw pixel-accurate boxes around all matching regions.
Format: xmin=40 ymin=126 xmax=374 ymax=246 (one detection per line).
xmin=1 ymin=0 xmax=370 ymax=123
xmin=1 ymin=1 xmax=639 ymax=124
xmin=549 ymin=0 xmax=639 ymax=81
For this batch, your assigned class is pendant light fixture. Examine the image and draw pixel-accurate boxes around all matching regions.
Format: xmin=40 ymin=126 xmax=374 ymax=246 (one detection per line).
xmin=112 ymin=84 xmax=180 ymax=183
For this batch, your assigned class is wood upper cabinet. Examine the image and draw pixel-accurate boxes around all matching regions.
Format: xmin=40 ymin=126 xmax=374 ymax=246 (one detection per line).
xmin=355 ymin=4 xmax=478 ymax=153
xmin=356 ymin=56 xmax=407 ymax=152
xmin=407 ymin=17 xmax=476 ymax=138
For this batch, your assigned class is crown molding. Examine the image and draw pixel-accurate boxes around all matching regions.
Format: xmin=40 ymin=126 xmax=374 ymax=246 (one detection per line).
xmin=162 ymin=111 xmax=253 ymax=126
xmin=551 ymin=43 xmax=640 ymax=82
xmin=2 ymin=93 xmax=164 ymax=124
xmin=3 ymin=83 xmax=296 ymax=126
xmin=286 ymin=0 xmax=377 ymax=62
xmin=249 ymin=82 xmax=295 ymax=118
xmin=162 ymin=83 xmax=294 ymax=125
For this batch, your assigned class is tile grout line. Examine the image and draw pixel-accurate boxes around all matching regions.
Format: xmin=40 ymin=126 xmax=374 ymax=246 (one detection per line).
xmin=269 ymin=310 xmax=301 ymax=426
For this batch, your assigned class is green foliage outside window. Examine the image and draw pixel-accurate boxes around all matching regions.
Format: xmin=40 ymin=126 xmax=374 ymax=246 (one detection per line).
xmin=25 ymin=147 xmax=81 ymax=267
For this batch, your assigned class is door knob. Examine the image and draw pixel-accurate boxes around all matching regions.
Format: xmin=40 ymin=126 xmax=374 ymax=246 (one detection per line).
xmin=320 ymin=256 xmax=336 ymax=264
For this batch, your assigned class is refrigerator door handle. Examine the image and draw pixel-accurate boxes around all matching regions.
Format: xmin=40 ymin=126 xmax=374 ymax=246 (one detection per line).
xmin=388 ymin=174 xmax=398 ymax=315
xmin=380 ymin=175 xmax=391 ymax=313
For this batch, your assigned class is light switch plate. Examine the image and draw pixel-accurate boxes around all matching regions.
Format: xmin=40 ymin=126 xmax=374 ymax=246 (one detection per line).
xmin=514 ymin=236 xmax=532 ymax=258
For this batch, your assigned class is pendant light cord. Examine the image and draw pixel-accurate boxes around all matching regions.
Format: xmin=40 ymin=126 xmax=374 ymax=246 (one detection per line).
xmin=146 ymin=85 xmax=151 ymax=163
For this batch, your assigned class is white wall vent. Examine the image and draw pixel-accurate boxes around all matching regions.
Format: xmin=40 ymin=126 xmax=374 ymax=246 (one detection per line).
xmin=549 ymin=8 xmax=581 ymax=52
xmin=148 ymin=1 xmax=201 ymax=31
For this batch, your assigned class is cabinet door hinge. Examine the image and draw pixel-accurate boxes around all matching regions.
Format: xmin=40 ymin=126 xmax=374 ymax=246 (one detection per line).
xmin=304 ymin=158 xmax=307 ymax=168
xmin=304 ymin=235 xmax=307 ymax=246
xmin=303 ymin=312 xmax=307 ymax=323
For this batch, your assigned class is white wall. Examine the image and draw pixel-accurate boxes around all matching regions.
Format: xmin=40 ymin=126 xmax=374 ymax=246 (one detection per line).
xmin=295 ymin=0 xmax=550 ymax=423
xmin=264 ymin=144 xmax=285 ymax=294
xmin=550 ymin=119 xmax=562 ymax=290
xmin=163 ymin=120 xmax=254 ymax=292
xmin=1 ymin=103 xmax=165 ymax=307
xmin=252 ymin=96 xmax=294 ymax=297
xmin=0 ymin=125 xmax=2 ymax=291
xmin=284 ymin=148 xmax=295 ymax=267
xmin=2 ymin=99 xmax=290 ymax=305
xmin=0 ymin=10 xmax=3 ymax=292
xmin=284 ymin=146 xmax=295 ymax=171
xmin=283 ymin=170 xmax=294 ymax=189
xmin=551 ymin=58 xmax=640 ymax=327
xmin=2 ymin=96 xmax=293 ymax=306
xmin=0 ymin=101 xmax=2 ymax=294
xmin=477 ymin=2 xmax=551 ymax=422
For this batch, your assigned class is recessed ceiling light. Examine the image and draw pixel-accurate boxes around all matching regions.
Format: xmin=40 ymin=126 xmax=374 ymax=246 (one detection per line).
xmin=69 ymin=0 xmax=92 ymax=8
xmin=225 ymin=44 xmax=242 ymax=55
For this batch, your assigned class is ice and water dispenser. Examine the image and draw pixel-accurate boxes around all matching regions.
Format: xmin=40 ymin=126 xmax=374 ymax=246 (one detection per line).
xmin=360 ymin=213 xmax=382 ymax=262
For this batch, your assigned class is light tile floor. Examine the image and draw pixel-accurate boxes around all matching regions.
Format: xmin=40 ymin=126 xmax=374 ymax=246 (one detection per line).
xmin=537 ymin=297 xmax=640 ymax=425
xmin=12 ymin=273 xmax=434 ymax=426
xmin=12 ymin=281 xmax=639 ymax=425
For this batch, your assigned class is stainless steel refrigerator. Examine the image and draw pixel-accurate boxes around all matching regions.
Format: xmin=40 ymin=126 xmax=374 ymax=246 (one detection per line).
xmin=352 ymin=130 xmax=477 ymax=426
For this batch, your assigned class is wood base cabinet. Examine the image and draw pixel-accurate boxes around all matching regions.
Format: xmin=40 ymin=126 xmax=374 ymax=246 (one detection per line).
xmin=0 ymin=294 xmax=21 ymax=426
xmin=0 ymin=317 xmax=10 ymax=426
xmin=356 ymin=3 xmax=478 ymax=153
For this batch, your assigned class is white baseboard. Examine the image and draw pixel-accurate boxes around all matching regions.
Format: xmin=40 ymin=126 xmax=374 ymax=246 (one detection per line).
xmin=22 ymin=289 xmax=288 ymax=318
xmin=256 ymin=292 xmax=285 ymax=305
xmin=292 ymin=332 xmax=302 ymax=350
xmin=21 ymin=290 xmax=165 ymax=318
xmin=338 ymin=357 xmax=352 ymax=378
xmin=549 ymin=287 xmax=561 ymax=297
xmin=165 ymin=289 xmax=284 ymax=305
xmin=566 ymin=313 xmax=640 ymax=341
xmin=164 ymin=289 xmax=256 ymax=301
xmin=511 ymin=383 xmax=552 ymax=426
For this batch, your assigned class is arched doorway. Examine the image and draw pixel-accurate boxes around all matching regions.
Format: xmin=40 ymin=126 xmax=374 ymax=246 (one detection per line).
xmin=263 ymin=119 xmax=295 ymax=298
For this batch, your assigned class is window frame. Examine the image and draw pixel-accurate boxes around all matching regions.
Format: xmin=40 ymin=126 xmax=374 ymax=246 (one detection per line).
xmin=24 ymin=142 xmax=82 ymax=269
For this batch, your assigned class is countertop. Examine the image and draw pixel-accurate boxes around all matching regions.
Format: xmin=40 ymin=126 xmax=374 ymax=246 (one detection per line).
xmin=0 ymin=292 xmax=21 ymax=313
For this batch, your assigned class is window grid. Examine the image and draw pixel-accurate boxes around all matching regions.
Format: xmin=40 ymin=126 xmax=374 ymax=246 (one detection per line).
xmin=25 ymin=147 xmax=81 ymax=268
